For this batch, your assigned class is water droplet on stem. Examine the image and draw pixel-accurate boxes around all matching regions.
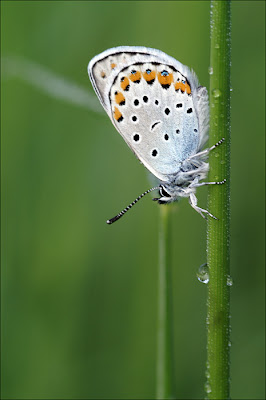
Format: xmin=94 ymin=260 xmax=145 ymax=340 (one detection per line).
xmin=204 ymin=382 xmax=212 ymax=394
xmin=227 ymin=275 xmax=233 ymax=286
xmin=197 ymin=263 xmax=209 ymax=284
xmin=212 ymin=88 xmax=222 ymax=98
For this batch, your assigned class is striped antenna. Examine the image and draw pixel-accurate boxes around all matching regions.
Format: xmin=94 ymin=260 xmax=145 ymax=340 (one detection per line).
xmin=107 ymin=186 xmax=160 ymax=225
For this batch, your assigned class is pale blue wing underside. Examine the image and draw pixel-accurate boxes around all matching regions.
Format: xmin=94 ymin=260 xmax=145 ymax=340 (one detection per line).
xmin=88 ymin=46 xmax=209 ymax=182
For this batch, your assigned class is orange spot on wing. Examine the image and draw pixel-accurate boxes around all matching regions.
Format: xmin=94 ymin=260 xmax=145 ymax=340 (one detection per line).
xmin=114 ymin=107 xmax=123 ymax=121
xmin=143 ymin=70 xmax=156 ymax=82
xmin=129 ymin=70 xmax=142 ymax=82
xmin=175 ymin=81 xmax=186 ymax=92
xmin=158 ymin=72 xmax=173 ymax=86
xmin=120 ymin=77 xmax=130 ymax=91
xmin=115 ymin=92 xmax=125 ymax=105
xmin=175 ymin=82 xmax=181 ymax=91
xmin=111 ymin=63 xmax=116 ymax=69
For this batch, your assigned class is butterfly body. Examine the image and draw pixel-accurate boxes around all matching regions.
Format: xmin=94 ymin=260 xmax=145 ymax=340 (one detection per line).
xmin=88 ymin=47 xmax=225 ymax=223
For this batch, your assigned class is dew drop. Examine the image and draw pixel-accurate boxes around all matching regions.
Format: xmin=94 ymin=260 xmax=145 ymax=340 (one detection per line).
xmin=208 ymin=66 xmax=213 ymax=75
xmin=204 ymin=382 xmax=212 ymax=394
xmin=197 ymin=263 xmax=209 ymax=284
xmin=212 ymin=88 xmax=222 ymax=98
xmin=227 ymin=275 xmax=233 ymax=286
xmin=215 ymin=43 xmax=220 ymax=49
xmin=230 ymin=87 xmax=233 ymax=92
xmin=215 ymin=152 xmax=220 ymax=158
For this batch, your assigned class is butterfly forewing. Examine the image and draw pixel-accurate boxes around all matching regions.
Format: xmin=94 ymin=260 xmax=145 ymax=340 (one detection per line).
xmin=88 ymin=47 xmax=206 ymax=182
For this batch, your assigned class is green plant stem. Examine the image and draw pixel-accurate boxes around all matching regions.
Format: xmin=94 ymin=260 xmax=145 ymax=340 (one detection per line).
xmin=156 ymin=205 xmax=174 ymax=399
xmin=207 ymin=1 xmax=231 ymax=399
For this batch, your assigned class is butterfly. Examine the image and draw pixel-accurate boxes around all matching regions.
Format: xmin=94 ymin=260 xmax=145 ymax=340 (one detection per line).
xmin=88 ymin=46 xmax=225 ymax=224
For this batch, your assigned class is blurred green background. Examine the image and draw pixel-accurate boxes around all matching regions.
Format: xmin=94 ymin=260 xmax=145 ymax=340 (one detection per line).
xmin=1 ymin=1 xmax=265 ymax=399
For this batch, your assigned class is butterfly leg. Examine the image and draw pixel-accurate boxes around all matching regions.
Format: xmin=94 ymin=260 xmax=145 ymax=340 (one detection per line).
xmin=190 ymin=178 xmax=226 ymax=188
xmin=189 ymin=193 xmax=217 ymax=220
xmin=188 ymin=138 xmax=225 ymax=161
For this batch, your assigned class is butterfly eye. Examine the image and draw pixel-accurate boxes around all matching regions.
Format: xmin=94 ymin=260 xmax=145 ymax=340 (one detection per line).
xmin=160 ymin=186 xmax=171 ymax=198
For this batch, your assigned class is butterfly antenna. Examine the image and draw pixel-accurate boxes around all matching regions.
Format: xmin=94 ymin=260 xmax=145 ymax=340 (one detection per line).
xmin=106 ymin=186 xmax=160 ymax=225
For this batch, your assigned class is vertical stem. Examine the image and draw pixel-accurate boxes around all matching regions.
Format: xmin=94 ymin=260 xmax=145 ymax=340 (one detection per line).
xmin=207 ymin=1 xmax=231 ymax=399
xmin=156 ymin=205 xmax=174 ymax=399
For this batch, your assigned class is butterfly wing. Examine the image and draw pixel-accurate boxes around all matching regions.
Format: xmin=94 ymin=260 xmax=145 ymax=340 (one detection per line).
xmin=88 ymin=46 xmax=209 ymax=182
